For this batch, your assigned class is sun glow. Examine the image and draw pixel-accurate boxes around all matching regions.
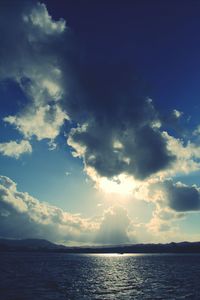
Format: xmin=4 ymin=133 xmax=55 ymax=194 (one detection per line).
xmin=86 ymin=167 xmax=142 ymax=199
xmin=98 ymin=174 xmax=139 ymax=196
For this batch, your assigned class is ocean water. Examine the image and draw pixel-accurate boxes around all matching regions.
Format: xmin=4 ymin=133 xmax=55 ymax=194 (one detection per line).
xmin=0 ymin=252 xmax=200 ymax=300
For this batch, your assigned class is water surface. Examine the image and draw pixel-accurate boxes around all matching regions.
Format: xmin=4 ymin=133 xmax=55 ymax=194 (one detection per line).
xmin=0 ymin=252 xmax=200 ymax=299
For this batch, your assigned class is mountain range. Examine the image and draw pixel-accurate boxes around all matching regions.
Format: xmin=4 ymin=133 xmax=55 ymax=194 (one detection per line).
xmin=1 ymin=239 xmax=200 ymax=254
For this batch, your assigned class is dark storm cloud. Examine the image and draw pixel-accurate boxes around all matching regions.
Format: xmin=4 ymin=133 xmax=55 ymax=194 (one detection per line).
xmin=163 ymin=180 xmax=200 ymax=212
xmin=0 ymin=0 xmax=176 ymax=178
xmin=66 ymin=64 xmax=175 ymax=179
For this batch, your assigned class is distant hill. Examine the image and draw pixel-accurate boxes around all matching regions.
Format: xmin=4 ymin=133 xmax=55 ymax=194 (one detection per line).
xmin=0 ymin=238 xmax=66 ymax=252
xmin=1 ymin=239 xmax=200 ymax=254
xmin=1 ymin=238 xmax=200 ymax=253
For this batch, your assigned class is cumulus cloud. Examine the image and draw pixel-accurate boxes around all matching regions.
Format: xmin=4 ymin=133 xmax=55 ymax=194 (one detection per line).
xmin=162 ymin=131 xmax=200 ymax=175
xmin=64 ymin=62 xmax=200 ymax=198
xmin=147 ymin=205 xmax=185 ymax=236
xmin=193 ymin=125 xmax=200 ymax=136
xmin=1 ymin=1 xmax=200 ymax=244
xmin=0 ymin=140 xmax=32 ymax=158
xmin=96 ymin=206 xmax=131 ymax=244
xmin=0 ymin=175 xmax=97 ymax=243
xmin=4 ymin=105 xmax=67 ymax=141
xmin=134 ymin=177 xmax=200 ymax=235
xmin=172 ymin=109 xmax=183 ymax=119
xmin=1 ymin=0 xmax=197 ymax=185
xmin=0 ymin=1 xmax=68 ymax=144
xmin=66 ymin=65 xmax=175 ymax=181
xmin=136 ymin=177 xmax=200 ymax=213
xmin=23 ymin=2 xmax=66 ymax=35
xmin=0 ymin=175 xmax=134 ymax=245
xmin=163 ymin=180 xmax=200 ymax=212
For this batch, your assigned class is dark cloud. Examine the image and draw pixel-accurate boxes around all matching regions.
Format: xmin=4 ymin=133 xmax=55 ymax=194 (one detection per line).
xmin=0 ymin=0 xmax=176 ymax=178
xmin=66 ymin=64 xmax=175 ymax=179
xmin=164 ymin=180 xmax=200 ymax=212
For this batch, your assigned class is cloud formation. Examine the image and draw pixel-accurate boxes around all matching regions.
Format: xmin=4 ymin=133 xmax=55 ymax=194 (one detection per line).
xmin=162 ymin=132 xmax=200 ymax=175
xmin=0 ymin=140 xmax=32 ymax=159
xmin=0 ymin=175 xmax=96 ymax=243
xmin=1 ymin=1 xmax=200 ymax=244
xmin=0 ymin=1 xmax=67 ymax=146
xmin=164 ymin=180 xmax=200 ymax=212
xmin=96 ymin=206 xmax=131 ymax=244
xmin=0 ymin=175 xmax=134 ymax=245
xmin=67 ymin=66 xmax=175 ymax=181
xmin=4 ymin=105 xmax=67 ymax=141
xmin=23 ymin=2 xmax=65 ymax=35
xmin=134 ymin=177 xmax=200 ymax=236
xmin=136 ymin=178 xmax=200 ymax=213
xmin=1 ymin=0 xmax=198 ymax=185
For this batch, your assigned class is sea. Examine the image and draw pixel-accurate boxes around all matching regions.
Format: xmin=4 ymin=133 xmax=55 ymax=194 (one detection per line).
xmin=0 ymin=252 xmax=200 ymax=299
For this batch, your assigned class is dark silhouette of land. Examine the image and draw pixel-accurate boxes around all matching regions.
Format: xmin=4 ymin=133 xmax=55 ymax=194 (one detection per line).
xmin=1 ymin=238 xmax=200 ymax=254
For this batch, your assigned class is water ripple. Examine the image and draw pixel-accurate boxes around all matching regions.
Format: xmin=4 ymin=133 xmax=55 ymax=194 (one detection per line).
xmin=1 ymin=253 xmax=200 ymax=299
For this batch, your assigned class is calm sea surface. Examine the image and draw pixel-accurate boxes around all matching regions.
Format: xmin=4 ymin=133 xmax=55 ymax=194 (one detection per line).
xmin=0 ymin=252 xmax=200 ymax=299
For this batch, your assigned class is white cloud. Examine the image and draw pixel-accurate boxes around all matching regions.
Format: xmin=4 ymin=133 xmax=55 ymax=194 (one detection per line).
xmin=95 ymin=206 xmax=131 ymax=244
xmin=1 ymin=1 xmax=200 ymax=245
xmin=1 ymin=173 xmax=199 ymax=244
xmin=0 ymin=175 xmax=97 ymax=243
xmin=23 ymin=2 xmax=66 ymax=36
xmin=193 ymin=125 xmax=200 ymax=136
xmin=4 ymin=105 xmax=68 ymax=141
xmin=0 ymin=1 xmax=68 ymax=147
xmin=0 ymin=175 xmax=137 ymax=245
xmin=0 ymin=176 xmax=28 ymax=213
xmin=0 ymin=140 xmax=32 ymax=159
xmin=172 ymin=109 xmax=183 ymax=119
xmin=162 ymin=131 xmax=200 ymax=175
xmin=147 ymin=205 xmax=184 ymax=235
xmin=85 ymin=167 xmax=138 ymax=196
xmin=133 ymin=176 xmax=200 ymax=241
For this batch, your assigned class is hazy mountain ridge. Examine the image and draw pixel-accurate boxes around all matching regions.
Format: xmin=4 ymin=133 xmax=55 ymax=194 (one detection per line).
xmin=1 ymin=239 xmax=200 ymax=253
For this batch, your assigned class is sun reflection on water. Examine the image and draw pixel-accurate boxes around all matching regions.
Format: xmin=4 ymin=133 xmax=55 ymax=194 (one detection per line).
xmin=88 ymin=253 xmax=144 ymax=257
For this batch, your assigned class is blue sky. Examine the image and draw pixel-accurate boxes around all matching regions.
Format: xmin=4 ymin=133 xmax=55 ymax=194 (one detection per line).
xmin=1 ymin=0 xmax=200 ymax=245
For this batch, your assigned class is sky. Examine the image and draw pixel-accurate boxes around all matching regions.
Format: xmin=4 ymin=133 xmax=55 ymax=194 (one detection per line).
xmin=1 ymin=0 xmax=200 ymax=245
